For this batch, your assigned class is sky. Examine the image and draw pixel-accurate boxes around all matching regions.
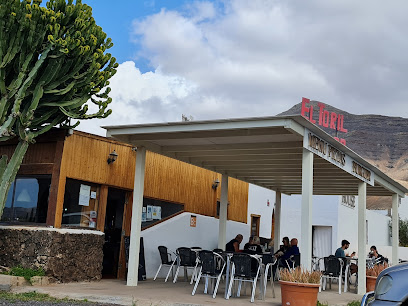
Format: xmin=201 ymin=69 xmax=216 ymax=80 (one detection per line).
xmin=76 ymin=0 xmax=408 ymax=136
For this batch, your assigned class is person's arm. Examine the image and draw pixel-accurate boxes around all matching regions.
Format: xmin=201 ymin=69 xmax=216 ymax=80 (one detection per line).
xmin=233 ymin=242 xmax=239 ymax=252
xmin=281 ymin=247 xmax=293 ymax=260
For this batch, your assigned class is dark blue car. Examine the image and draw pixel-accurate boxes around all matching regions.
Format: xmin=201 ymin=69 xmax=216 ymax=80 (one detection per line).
xmin=361 ymin=262 xmax=408 ymax=306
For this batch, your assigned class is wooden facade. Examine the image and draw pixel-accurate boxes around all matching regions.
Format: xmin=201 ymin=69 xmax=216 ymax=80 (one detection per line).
xmin=0 ymin=129 xmax=249 ymax=226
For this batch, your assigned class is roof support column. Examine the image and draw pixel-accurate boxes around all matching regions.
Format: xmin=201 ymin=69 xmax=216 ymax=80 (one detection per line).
xmin=392 ymin=194 xmax=399 ymax=265
xmin=357 ymin=182 xmax=367 ymax=295
xmin=301 ymin=149 xmax=313 ymax=270
xmin=274 ymin=191 xmax=282 ymax=253
xmin=218 ymin=175 xmax=228 ymax=250
xmin=127 ymin=146 xmax=146 ymax=286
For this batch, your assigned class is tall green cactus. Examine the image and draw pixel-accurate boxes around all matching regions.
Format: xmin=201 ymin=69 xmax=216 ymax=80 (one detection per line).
xmin=0 ymin=0 xmax=117 ymax=218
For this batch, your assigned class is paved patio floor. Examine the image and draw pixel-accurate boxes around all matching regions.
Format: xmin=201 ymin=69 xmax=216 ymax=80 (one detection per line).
xmin=12 ymin=278 xmax=363 ymax=306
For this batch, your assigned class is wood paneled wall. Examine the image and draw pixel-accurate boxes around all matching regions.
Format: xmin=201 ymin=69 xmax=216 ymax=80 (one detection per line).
xmin=61 ymin=131 xmax=136 ymax=189
xmin=144 ymin=151 xmax=248 ymax=223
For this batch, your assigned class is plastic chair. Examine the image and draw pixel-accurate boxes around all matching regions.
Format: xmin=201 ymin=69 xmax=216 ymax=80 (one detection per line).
xmin=285 ymin=253 xmax=301 ymax=271
xmin=262 ymin=253 xmax=277 ymax=298
xmin=173 ymin=247 xmax=198 ymax=283
xmin=320 ymin=255 xmax=344 ymax=294
xmin=154 ymin=246 xmax=177 ymax=282
xmin=226 ymin=253 xmax=261 ymax=303
xmin=192 ymin=250 xmax=226 ymax=298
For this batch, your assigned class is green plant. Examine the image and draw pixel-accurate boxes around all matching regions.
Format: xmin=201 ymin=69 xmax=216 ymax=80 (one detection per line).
xmin=400 ymin=218 xmax=408 ymax=247
xmin=0 ymin=0 xmax=117 ymax=218
xmin=280 ymin=267 xmax=321 ymax=284
xmin=317 ymin=301 xmax=329 ymax=306
xmin=347 ymin=301 xmax=361 ymax=306
xmin=8 ymin=265 xmax=45 ymax=282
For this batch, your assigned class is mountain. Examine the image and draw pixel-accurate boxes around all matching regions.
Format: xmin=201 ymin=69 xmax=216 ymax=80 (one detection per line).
xmin=279 ymin=100 xmax=408 ymax=209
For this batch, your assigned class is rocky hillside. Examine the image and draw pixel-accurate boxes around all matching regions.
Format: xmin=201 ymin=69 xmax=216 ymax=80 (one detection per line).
xmin=279 ymin=101 xmax=408 ymax=208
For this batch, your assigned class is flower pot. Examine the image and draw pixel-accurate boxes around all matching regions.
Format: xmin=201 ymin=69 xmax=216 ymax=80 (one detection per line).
xmin=279 ymin=280 xmax=320 ymax=306
xmin=366 ymin=276 xmax=377 ymax=292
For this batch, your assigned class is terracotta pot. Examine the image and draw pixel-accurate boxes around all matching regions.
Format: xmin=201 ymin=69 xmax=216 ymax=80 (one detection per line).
xmin=366 ymin=276 xmax=377 ymax=292
xmin=279 ymin=280 xmax=320 ymax=306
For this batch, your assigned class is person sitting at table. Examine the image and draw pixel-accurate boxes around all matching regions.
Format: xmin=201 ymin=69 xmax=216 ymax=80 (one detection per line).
xmin=272 ymin=238 xmax=299 ymax=278
xmin=244 ymin=236 xmax=263 ymax=254
xmin=243 ymin=236 xmax=254 ymax=250
xmin=226 ymin=234 xmax=243 ymax=252
xmin=369 ymin=245 xmax=387 ymax=264
xmin=274 ymin=236 xmax=290 ymax=258
xmin=335 ymin=239 xmax=356 ymax=276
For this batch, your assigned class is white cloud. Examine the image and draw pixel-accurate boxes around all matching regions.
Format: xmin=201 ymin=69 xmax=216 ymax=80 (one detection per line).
xmin=79 ymin=0 xmax=408 ymax=135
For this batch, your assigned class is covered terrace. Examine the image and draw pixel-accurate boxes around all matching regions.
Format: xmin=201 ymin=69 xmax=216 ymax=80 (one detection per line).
xmin=104 ymin=115 xmax=408 ymax=295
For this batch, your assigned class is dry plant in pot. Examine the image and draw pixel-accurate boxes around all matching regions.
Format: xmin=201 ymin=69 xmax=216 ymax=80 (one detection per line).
xmin=279 ymin=267 xmax=322 ymax=306
xmin=366 ymin=263 xmax=388 ymax=292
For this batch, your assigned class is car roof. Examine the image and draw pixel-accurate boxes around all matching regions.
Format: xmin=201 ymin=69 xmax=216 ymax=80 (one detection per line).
xmin=379 ymin=262 xmax=408 ymax=278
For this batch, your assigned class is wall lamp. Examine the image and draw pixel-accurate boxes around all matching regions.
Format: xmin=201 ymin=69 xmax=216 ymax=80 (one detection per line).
xmin=107 ymin=150 xmax=118 ymax=164
xmin=212 ymin=178 xmax=220 ymax=190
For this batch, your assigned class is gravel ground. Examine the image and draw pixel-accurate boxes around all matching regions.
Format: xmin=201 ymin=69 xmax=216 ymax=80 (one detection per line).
xmin=0 ymin=301 xmax=123 ymax=306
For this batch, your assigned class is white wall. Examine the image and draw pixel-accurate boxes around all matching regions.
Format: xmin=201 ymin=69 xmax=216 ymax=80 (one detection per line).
xmin=141 ymin=212 xmax=248 ymax=279
xmin=400 ymin=197 xmax=408 ymax=221
xmin=280 ymin=195 xmax=339 ymax=254
xmin=247 ymin=184 xmax=275 ymax=239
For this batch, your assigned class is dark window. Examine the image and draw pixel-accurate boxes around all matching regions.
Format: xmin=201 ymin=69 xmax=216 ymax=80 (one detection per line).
xmin=1 ymin=176 xmax=51 ymax=223
xmin=62 ymin=178 xmax=99 ymax=229
xmin=141 ymin=197 xmax=184 ymax=229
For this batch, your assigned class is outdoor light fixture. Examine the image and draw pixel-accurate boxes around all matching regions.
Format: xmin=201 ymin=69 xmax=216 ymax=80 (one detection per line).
xmin=212 ymin=178 xmax=220 ymax=190
xmin=107 ymin=150 xmax=118 ymax=164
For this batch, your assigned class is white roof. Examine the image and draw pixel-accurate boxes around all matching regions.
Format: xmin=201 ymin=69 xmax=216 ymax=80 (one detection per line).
xmin=103 ymin=115 xmax=408 ymax=197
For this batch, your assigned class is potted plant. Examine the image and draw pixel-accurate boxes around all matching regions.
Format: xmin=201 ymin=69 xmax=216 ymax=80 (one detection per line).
xmin=279 ymin=267 xmax=321 ymax=306
xmin=366 ymin=263 xmax=388 ymax=292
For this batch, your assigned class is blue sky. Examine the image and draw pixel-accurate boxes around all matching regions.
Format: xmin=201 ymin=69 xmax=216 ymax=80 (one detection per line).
xmin=74 ymin=0 xmax=408 ymax=136
xmin=84 ymin=0 xmax=199 ymax=72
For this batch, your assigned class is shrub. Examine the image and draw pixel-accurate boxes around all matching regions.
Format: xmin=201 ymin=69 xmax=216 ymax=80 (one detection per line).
xmin=8 ymin=266 xmax=45 ymax=282
xmin=280 ymin=267 xmax=321 ymax=284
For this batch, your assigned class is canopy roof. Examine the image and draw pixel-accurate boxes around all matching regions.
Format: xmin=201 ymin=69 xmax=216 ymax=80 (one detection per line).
xmin=103 ymin=115 xmax=408 ymax=198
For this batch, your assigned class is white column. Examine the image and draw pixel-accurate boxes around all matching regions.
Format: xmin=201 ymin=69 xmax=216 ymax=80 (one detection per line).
xmin=357 ymin=182 xmax=367 ymax=295
xmin=301 ymin=149 xmax=313 ymax=270
xmin=274 ymin=191 xmax=282 ymax=252
xmin=392 ymin=194 xmax=399 ymax=266
xmin=127 ymin=147 xmax=146 ymax=286
xmin=218 ymin=175 xmax=229 ymax=250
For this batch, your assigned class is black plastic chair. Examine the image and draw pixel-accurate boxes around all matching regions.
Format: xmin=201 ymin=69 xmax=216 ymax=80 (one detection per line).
xmin=213 ymin=248 xmax=223 ymax=253
xmin=154 ymin=246 xmax=177 ymax=282
xmin=320 ymin=255 xmax=343 ymax=294
xmin=262 ymin=253 xmax=277 ymax=298
xmin=173 ymin=247 xmax=198 ymax=283
xmin=286 ymin=253 xmax=301 ymax=271
xmin=226 ymin=253 xmax=261 ymax=303
xmin=192 ymin=250 xmax=225 ymax=298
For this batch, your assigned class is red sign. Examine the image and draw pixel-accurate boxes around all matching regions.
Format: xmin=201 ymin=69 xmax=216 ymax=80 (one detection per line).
xmin=301 ymin=97 xmax=347 ymax=145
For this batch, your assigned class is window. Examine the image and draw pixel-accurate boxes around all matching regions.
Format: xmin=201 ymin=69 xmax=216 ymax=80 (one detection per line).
xmin=141 ymin=197 xmax=184 ymax=229
xmin=1 ymin=176 xmax=51 ymax=223
xmin=62 ymin=179 xmax=99 ymax=228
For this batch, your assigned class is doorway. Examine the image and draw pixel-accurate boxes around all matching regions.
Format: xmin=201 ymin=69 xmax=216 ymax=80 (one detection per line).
xmin=312 ymin=226 xmax=332 ymax=259
xmin=250 ymin=214 xmax=260 ymax=237
xmin=102 ymin=188 xmax=127 ymax=278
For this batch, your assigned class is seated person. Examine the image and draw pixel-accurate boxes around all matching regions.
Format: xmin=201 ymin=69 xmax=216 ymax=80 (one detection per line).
xmin=243 ymin=236 xmax=263 ymax=254
xmin=272 ymin=238 xmax=299 ymax=277
xmin=281 ymin=238 xmax=300 ymax=266
xmin=274 ymin=236 xmax=290 ymax=257
xmin=336 ymin=239 xmax=356 ymax=275
xmin=243 ymin=236 xmax=254 ymax=250
xmin=369 ymin=245 xmax=387 ymax=264
xmin=225 ymin=234 xmax=243 ymax=252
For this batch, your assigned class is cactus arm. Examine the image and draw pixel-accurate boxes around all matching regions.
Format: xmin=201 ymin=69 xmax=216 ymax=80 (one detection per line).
xmin=31 ymin=114 xmax=65 ymax=138
xmin=0 ymin=155 xmax=7 ymax=175
xmin=0 ymin=140 xmax=29 ymax=218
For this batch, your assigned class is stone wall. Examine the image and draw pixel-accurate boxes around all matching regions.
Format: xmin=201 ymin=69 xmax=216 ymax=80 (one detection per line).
xmin=0 ymin=226 xmax=104 ymax=283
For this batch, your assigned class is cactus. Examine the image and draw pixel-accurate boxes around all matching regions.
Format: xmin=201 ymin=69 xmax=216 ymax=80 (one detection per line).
xmin=0 ymin=0 xmax=117 ymax=218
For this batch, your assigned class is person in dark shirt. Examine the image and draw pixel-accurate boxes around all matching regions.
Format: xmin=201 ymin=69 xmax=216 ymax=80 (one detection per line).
xmin=281 ymin=238 xmax=300 ymax=261
xmin=244 ymin=236 xmax=263 ymax=254
xmin=274 ymin=236 xmax=290 ymax=258
xmin=225 ymin=234 xmax=243 ymax=252
xmin=369 ymin=245 xmax=387 ymax=264
xmin=243 ymin=236 xmax=254 ymax=250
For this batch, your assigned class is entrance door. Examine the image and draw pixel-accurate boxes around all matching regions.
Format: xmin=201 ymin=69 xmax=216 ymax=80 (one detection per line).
xmin=312 ymin=226 xmax=332 ymax=259
xmin=102 ymin=188 xmax=126 ymax=278
xmin=250 ymin=214 xmax=260 ymax=237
